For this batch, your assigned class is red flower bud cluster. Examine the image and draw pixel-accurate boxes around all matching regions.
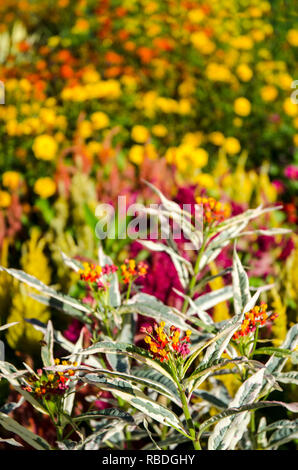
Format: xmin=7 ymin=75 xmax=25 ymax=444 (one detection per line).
xmin=78 ymin=262 xmax=118 ymax=288
xmin=120 ymin=258 xmax=148 ymax=284
xmin=141 ymin=322 xmax=191 ymax=363
xmin=196 ymin=196 xmax=230 ymax=225
xmin=233 ymin=302 xmax=278 ymax=341
xmin=22 ymin=359 xmax=77 ymax=400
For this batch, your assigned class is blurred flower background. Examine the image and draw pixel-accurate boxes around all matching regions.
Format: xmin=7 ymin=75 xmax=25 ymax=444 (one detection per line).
xmin=0 ymin=0 xmax=297 ymax=442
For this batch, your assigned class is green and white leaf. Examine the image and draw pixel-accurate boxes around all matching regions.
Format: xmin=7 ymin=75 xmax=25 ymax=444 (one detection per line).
xmin=41 ymin=320 xmax=54 ymax=368
xmin=208 ymin=367 xmax=266 ymax=449
xmin=82 ymin=374 xmax=186 ymax=432
xmin=267 ymin=419 xmax=298 ymax=449
xmin=60 ymin=251 xmax=84 ymax=272
xmin=98 ymin=246 xmax=121 ymax=307
xmin=232 ymin=245 xmax=251 ymax=316
xmin=63 ymin=329 xmax=84 ymax=416
xmin=73 ymin=408 xmax=134 ymax=424
xmin=187 ymin=285 xmax=233 ymax=316
xmin=121 ymin=293 xmax=197 ymax=333
xmin=0 ymin=322 xmax=19 ymax=332
xmin=0 ymin=412 xmax=51 ymax=450
xmin=0 ymin=361 xmax=47 ymax=415
xmin=138 ymin=240 xmax=193 ymax=288
xmin=0 ymin=266 xmax=92 ymax=315
xmin=66 ymin=341 xmax=175 ymax=383
xmin=262 ymin=324 xmax=298 ymax=394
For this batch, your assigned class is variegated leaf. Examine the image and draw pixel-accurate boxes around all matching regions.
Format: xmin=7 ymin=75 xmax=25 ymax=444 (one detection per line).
xmin=208 ymin=368 xmax=266 ymax=449
xmin=66 ymin=341 xmax=175 ymax=383
xmin=267 ymin=420 xmax=298 ymax=449
xmin=232 ymin=245 xmax=251 ymax=316
xmin=82 ymin=374 xmax=186 ymax=433
xmin=0 ymin=266 xmax=92 ymax=315
xmin=0 ymin=412 xmax=51 ymax=449
xmin=98 ymin=246 xmax=121 ymax=307
xmin=73 ymin=409 xmax=134 ymax=423
xmin=63 ymin=329 xmax=84 ymax=416
xmin=0 ymin=322 xmax=19 ymax=332
xmin=41 ymin=320 xmax=54 ymax=368
xmin=120 ymin=293 xmax=197 ymax=333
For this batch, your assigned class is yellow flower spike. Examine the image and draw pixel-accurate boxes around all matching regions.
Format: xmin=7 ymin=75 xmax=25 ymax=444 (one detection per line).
xmin=144 ymin=336 xmax=152 ymax=344
xmin=54 ymin=358 xmax=60 ymax=365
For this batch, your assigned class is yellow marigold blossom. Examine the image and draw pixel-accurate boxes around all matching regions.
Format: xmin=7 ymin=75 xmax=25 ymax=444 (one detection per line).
xmin=129 ymin=145 xmax=144 ymax=165
xmin=131 ymin=125 xmax=150 ymax=143
xmin=191 ymin=31 xmax=215 ymax=54
xmin=283 ymin=98 xmax=298 ymax=117
xmin=34 ymin=177 xmax=56 ymax=198
xmin=208 ymin=131 xmax=225 ymax=146
xmin=206 ymin=63 xmax=232 ymax=82
xmin=178 ymin=99 xmax=192 ymax=115
xmin=40 ymin=108 xmax=56 ymax=127
xmin=90 ymin=111 xmax=110 ymax=130
xmin=231 ymin=35 xmax=254 ymax=50
xmin=261 ymin=85 xmax=278 ymax=102
xmin=2 ymin=171 xmax=21 ymax=191
xmin=182 ymin=132 xmax=204 ymax=147
xmin=78 ymin=120 xmax=93 ymax=139
xmin=233 ymin=118 xmax=243 ymax=127
xmin=192 ymin=148 xmax=209 ymax=167
xmin=32 ymin=134 xmax=57 ymax=160
xmin=0 ymin=191 xmax=11 ymax=208
xmin=223 ymin=137 xmax=241 ymax=155
xmin=82 ymin=68 xmax=101 ymax=84
xmin=152 ymin=124 xmax=168 ymax=137
xmin=195 ymin=173 xmax=215 ymax=189
xmin=188 ymin=8 xmax=205 ymax=23
xmin=234 ymin=97 xmax=251 ymax=117
xmin=236 ymin=64 xmax=253 ymax=82
xmin=287 ymin=29 xmax=298 ymax=47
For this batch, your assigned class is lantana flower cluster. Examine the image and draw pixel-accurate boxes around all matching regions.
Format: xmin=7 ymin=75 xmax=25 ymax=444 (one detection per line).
xmin=78 ymin=262 xmax=118 ymax=289
xmin=22 ymin=359 xmax=77 ymax=400
xmin=120 ymin=258 xmax=148 ymax=284
xmin=233 ymin=303 xmax=278 ymax=341
xmin=141 ymin=321 xmax=191 ymax=363
xmin=196 ymin=196 xmax=231 ymax=225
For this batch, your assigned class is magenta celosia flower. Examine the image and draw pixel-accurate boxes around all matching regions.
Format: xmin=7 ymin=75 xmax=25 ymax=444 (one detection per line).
xmin=272 ymin=180 xmax=285 ymax=194
xmin=284 ymin=165 xmax=298 ymax=180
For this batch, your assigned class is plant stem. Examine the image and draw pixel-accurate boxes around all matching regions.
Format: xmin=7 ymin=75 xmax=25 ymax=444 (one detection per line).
xmin=176 ymin=382 xmax=201 ymax=450
xmin=126 ymin=279 xmax=133 ymax=301
xmin=182 ymin=233 xmax=209 ymax=314
xmin=250 ymin=325 xmax=260 ymax=359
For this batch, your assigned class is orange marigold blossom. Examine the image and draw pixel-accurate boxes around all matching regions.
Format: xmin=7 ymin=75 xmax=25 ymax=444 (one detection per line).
xmin=233 ymin=303 xmax=278 ymax=341
xmin=141 ymin=322 xmax=191 ymax=363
